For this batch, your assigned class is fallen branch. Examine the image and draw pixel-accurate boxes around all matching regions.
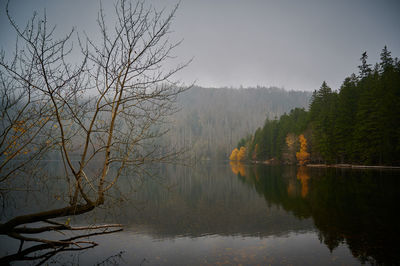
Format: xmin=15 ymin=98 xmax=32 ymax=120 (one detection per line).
xmin=0 ymin=227 xmax=123 ymax=265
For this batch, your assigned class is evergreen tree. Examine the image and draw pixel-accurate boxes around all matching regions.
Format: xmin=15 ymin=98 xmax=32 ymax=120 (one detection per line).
xmin=309 ymin=81 xmax=338 ymax=162
xmin=379 ymin=45 xmax=394 ymax=73
xmin=358 ymin=52 xmax=371 ymax=79
xmin=335 ymin=74 xmax=359 ymax=162
xmin=354 ymin=70 xmax=382 ymax=163
xmin=235 ymin=47 xmax=400 ymax=165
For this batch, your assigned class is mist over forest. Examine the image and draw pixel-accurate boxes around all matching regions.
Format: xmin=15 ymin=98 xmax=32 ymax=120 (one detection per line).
xmin=1 ymin=0 xmax=400 ymax=264
xmin=163 ymin=86 xmax=311 ymax=160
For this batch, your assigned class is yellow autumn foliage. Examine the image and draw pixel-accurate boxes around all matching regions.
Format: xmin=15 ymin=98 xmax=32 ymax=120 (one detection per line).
xmin=237 ymin=146 xmax=246 ymax=161
xmin=229 ymin=146 xmax=247 ymax=161
xmin=296 ymin=134 xmax=310 ymax=166
xmin=229 ymin=148 xmax=239 ymax=161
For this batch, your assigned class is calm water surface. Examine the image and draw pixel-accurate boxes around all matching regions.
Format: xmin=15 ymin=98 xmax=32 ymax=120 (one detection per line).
xmin=1 ymin=162 xmax=399 ymax=265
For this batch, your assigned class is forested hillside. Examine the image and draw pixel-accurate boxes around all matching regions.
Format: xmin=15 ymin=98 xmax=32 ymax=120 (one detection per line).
xmin=163 ymin=87 xmax=311 ymax=160
xmin=232 ymin=46 xmax=400 ymax=166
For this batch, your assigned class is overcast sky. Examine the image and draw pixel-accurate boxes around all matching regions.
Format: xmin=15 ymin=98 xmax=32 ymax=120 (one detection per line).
xmin=1 ymin=0 xmax=399 ymax=91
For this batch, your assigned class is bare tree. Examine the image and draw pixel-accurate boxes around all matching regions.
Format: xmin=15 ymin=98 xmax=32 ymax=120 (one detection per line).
xmin=0 ymin=0 xmax=188 ymax=259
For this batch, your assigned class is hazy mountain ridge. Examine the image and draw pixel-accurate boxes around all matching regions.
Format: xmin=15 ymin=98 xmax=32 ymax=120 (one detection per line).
xmin=164 ymin=86 xmax=312 ymax=160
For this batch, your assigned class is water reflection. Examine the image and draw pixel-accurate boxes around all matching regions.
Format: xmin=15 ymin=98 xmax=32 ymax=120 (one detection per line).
xmin=0 ymin=228 xmax=122 ymax=265
xmin=229 ymin=161 xmax=246 ymax=177
xmin=296 ymin=166 xmax=310 ymax=198
xmin=113 ymin=163 xmax=314 ymax=238
xmin=229 ymin=162 xmax=400 ymax=265
xmin=1 ymin=162 xmax=399 ymax=265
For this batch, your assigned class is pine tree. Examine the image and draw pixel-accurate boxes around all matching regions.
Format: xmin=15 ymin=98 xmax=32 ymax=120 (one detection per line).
xmin=309 ymin=81 xmax=338 ymax=162
xmin=354 ymin=67 xmax=382 ymax=164
xmin=237 ymin=47 xmax=400 ymax=165
xmin=335 ymin=74 xmax=359 ymax=162
xmin=358 ymin=52 xmax=371 ymax=79
xmin=379 ymin=45 xmax=394 ymax=73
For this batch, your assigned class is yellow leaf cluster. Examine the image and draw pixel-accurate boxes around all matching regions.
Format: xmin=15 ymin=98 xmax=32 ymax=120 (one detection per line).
xmin=12 ymin=120 xmax=27 ymax=133
xmin=2 ymin=120 xmax=38 ymax=158
xmin=296 ymin=134 xmax=310 ymax=166
xmin=229 ymin=147 xmax=246 ymax=161
xmin=229 ymin=148 xmax=239 ymax=161
xmin=237 ymin=146 xmax=246 ymax=161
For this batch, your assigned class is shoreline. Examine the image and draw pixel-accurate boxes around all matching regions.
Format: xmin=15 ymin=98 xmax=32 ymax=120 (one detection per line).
xmin=243 ymin=160 xmax=400 ymax=170
xmin=306 ymin=164 xmax=400 ymax=170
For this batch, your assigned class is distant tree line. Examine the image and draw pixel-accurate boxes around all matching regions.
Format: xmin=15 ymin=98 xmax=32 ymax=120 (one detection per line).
xmin=233 ymin=46 xmax=400 ymax=166
xmin=163 ymin=86 xmax=311 ymax=160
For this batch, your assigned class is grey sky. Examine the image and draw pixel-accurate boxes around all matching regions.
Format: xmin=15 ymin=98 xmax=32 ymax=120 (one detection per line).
xmin=1 ymin=0 xmax=399 ymax=91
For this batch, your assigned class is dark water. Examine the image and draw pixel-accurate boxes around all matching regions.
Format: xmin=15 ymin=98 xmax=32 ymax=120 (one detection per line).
xmin=1 ymin=162 xmax=400 ymax=265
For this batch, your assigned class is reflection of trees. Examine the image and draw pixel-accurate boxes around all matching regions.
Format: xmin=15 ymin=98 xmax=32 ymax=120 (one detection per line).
xmin=230 ymin=164 xmax=400 ymax=265
xmin=115 ymin=163 xmax=313 ymax=238
xmin=296 ymin=166 xmax=310 ymax=197
xmin=0 ymin=227 xmax=122 ymax=265
xmin=308 ymin=170 xmax=400 ymax=265
xmin=229 ymin=161 xmax=246 ymax=177
xmin=237 ymin=165 xmax=311 ymax=219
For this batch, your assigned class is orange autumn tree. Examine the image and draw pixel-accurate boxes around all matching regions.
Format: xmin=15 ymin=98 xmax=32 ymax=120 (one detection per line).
xmin=296 ymin=134 xmax=310 ymax=165
xmin=229 ymin=146 xmax=246 ymax=161
xmin=237 ymin=146 xmax=246 ymax=161
xmin=229 ymin=148 xmax=239 ymax=161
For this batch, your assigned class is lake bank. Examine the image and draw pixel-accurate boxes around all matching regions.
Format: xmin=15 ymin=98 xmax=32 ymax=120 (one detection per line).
xmin=306 ymin=164 xmax=400 ymax=170
xmin=240 ymin=160 xmax=400 ymax=170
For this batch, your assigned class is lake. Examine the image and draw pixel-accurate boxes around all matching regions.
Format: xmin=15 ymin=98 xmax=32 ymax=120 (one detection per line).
xmin=1 ymin=162 xmax=399 ymax=265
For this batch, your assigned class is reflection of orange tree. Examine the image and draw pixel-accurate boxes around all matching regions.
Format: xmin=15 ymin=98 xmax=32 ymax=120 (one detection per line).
xmin=229 ymin=161 xmax=246 ymax=177
xmin=296 ymin=166 xmax=310 ymax=197
xmin=237 ymin=165 xmax=311 ymax=219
